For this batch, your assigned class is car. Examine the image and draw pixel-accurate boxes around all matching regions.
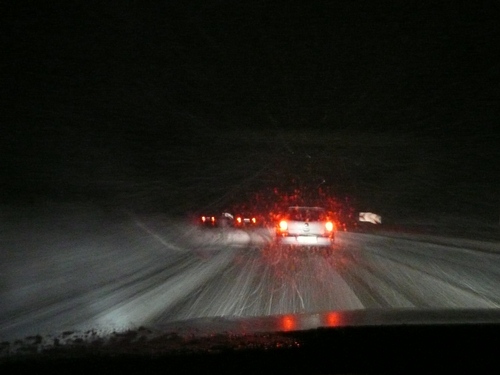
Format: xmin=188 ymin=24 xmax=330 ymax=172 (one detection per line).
xmin=198 ymin=212 xmax=234 ymax=228
xmin=218 ymin=212 xmax=235 ymax=228
xmin=199 ymin=214 xmax=218 ymax=227
xmin=233 ymin=212 xmax=260 ymax=228
xmin=275 ymin=206 xmax=336 ymax=249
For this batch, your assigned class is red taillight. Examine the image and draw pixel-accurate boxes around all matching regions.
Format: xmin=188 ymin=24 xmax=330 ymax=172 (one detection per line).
xmin=251 ymin=217 xmax=256 ymax=224
xmin=201 ymin=216 xmax=206 ymax=222
xmin=211 ymin=216 xmax=215 ymax=222
xmin=279 ymin=220 xmax=288 ymax=231
xmin=237 ymin=217 xmax=242 ymax=224
xmin=325 ymin=221 xmax=334 ymax=231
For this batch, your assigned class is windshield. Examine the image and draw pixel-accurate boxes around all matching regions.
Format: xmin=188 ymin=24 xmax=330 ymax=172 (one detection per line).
xmin=2 ymin=0 xmax=498 ymax=357
xmin=288 ymin=207 xmax=326 ymax=221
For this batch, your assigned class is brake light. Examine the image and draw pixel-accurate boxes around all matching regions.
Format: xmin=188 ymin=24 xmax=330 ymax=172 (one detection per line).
xmin=279 ymin=220 xmax=288 ymax=231
xmin=251 ymin=217 xmax=256 ymax=224
xmin=201 ymin=216 xmax=206 ymax=222
xmin=325 ymin=221 xmax=334 ymax=231
xmin=211 ymin=216 xmax=215 ymax=222
xmin=237 ymin=217 xmax=242 ymax=224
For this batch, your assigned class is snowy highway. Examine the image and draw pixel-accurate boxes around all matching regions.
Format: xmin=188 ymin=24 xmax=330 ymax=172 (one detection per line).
xmin=1 ymin=204 xmax=499 ymax=342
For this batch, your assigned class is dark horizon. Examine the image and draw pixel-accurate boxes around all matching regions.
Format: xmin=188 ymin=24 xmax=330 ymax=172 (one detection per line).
xmin=2 ymin=1 xmax=498 ymax=220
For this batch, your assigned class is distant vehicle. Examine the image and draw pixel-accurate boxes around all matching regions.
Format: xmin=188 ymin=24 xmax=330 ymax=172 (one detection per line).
xmin=219 ymin=212 xmax=235 ymax=228
xmin=233 ymin=212 xmax=260 ymax=228
xmin=199 ymin=215 xmax=218 ymax=227
xmin=275 ymin=206 xmax=336 ymax=249
xmin=199 ymin=212 xmax=234 ymax=228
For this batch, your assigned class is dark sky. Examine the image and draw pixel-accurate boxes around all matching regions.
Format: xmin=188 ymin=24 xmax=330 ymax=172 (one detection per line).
xmin=2 ymin=1 xmax=498 ymax=218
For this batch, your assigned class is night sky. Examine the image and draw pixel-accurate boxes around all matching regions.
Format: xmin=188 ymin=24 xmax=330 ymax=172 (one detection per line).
xmin=2 ymin=1 xmax=498 ymax=220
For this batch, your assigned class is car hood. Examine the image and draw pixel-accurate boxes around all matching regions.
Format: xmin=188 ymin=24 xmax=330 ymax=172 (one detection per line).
xmin=3 ymin=308 xmax=500 ymax=357
xmin=3 ymin=309 xmax=500 ymax=373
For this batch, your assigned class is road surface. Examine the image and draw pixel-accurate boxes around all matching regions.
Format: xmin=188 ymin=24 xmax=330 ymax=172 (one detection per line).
xmin=1 ymin=204 xmax=499 ymax=342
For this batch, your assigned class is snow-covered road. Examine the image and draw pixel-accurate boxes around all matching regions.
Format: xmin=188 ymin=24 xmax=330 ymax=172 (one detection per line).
xmin=1 ymin=204 xmax=499 ymax=342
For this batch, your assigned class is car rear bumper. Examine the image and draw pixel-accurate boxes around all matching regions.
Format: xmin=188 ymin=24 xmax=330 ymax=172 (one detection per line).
xmin=277 ymin=235 xmax=334 ymax=247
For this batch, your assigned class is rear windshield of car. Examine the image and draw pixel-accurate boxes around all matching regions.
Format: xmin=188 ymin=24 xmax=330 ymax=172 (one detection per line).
xmin=288 ymin=208 xmax=325 ymax=221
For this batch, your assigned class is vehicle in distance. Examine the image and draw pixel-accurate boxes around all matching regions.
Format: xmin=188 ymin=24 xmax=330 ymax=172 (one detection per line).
xmin=199 ymin=212 xmax=234 ymax=228
xmin=275 ymin=206 xmax=336 ymax=248
xmin=199 ymin=215 xmax=217 ymax=227
xmin=233 ymin=213 xmax=259 ymax=228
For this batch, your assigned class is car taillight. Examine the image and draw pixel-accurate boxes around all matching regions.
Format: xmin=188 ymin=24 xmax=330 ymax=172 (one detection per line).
xmin=325 ymin=221 xmax=334 ymax=231
xmin=236 ymin=217 xmax=242 ymax=224
xmin=201 ymin=216 xmax=206 ymax=222
xmin=279 ymin=220 xmax=288 ymax=231
xmin=211 ymin=216 xmax=215 ymax=222
xmin=251 ymin=217 xmax=256 ymax=224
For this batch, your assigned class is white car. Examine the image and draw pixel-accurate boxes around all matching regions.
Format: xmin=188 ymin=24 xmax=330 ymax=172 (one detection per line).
xmin=275 ymin=206 xmax=336 ymax=249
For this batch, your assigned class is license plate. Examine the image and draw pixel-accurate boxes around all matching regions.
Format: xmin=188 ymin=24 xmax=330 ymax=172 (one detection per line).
xmin=297 ymin=236 xmax=317 ymax=244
